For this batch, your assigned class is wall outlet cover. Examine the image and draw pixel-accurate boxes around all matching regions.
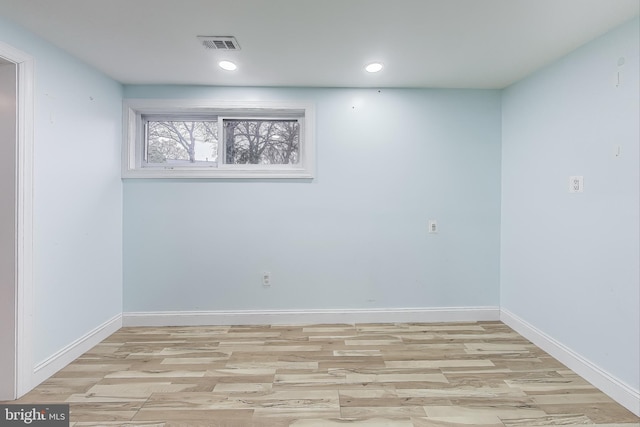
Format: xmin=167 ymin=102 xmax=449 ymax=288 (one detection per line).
xmin=569 ymin=176 xmax=584 ymax=193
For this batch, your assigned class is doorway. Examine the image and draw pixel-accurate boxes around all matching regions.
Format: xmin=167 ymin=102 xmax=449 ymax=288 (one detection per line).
xmin=0 ymin=42 xmax=34 ymax=401
xmin=0 ymin=57 xmax=17 ymax=400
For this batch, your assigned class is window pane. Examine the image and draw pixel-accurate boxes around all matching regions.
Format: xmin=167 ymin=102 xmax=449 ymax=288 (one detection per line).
xmin=146 ymin=121 xmax=218 ymax=164
xmin=223 ymin=119 xmax=299 ymax=165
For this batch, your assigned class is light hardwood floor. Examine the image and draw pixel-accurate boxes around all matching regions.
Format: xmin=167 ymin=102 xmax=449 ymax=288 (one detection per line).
xmin=6 ymin=322 xmax=640 ymax=426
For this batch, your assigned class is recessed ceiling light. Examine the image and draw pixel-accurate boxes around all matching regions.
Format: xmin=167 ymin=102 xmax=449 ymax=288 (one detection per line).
xmin=365 ymin=62 xmax=383 ymax=73
xmin=218 ymin=60 xmax=237 ymax=71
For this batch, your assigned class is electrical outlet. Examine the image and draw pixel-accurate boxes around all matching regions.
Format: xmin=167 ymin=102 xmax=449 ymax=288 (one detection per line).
xmin=262 ymin=271 xmax=271 ymax=288
xmin=568 ymin=176 xmax=584 ymax=193
xmin=428 ymin=219 xmax=438 ymax=233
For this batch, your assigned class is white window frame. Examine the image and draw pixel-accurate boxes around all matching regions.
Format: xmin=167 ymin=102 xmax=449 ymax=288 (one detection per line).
xmin=122 ymin=99 xmax=315 ymax=179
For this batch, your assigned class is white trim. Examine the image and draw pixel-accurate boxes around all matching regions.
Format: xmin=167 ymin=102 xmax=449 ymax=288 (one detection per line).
xmin=122 ymin=306 xmax=500 ymax=327
xmin=31 ymin=314 xmax=123 ymax=388
xmin=500 ymin=308 xmax=640 ymax=417
xmin=122 ymin=99 xmax=316 ymax=179
xmin=0 ymin=42 xmax=35 ymax=400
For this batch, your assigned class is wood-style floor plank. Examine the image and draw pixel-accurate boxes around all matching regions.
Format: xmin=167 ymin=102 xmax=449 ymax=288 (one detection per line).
xmin=4 ymin=321 xmax=639 ymax=426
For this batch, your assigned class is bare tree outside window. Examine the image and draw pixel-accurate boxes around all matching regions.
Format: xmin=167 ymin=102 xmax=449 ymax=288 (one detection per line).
xmin=224 ymin=119 xmax=299 ymax=165
xmin=146 ymin=121 xmax=218 ymax=164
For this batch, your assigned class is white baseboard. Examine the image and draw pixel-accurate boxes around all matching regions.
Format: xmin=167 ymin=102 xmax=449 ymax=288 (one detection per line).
xmin=500 ymin=308 xmax=640 ymax=417
xmin=122 ymin=306 xmax=500 ymax=327
xmin=31 ymin=313 xmax=122 ymax=388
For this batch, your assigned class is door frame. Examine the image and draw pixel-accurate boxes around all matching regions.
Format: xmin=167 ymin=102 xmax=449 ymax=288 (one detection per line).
xmin=0 ymin=41 xmax=34 ymax=400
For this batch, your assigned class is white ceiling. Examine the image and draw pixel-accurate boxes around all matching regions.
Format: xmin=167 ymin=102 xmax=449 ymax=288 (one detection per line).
xmin=0 ymin=0 xmax=638 ymax=88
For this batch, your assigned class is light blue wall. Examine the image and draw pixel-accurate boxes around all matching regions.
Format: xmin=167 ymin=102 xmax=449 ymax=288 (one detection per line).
xmin=123 ymin=86 xmax=502 ymax=311
xmin=0 ymin=17 xmax=124 ymax=364
xmin=501 ymin=17 xmax=639 ymax=392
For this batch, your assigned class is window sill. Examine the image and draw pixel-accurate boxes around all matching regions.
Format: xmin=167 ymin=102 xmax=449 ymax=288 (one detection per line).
xmin=121 ymin=168 xmax=314 ymax=179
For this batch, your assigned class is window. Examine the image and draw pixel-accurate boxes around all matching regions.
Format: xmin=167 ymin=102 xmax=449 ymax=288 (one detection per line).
xmin=123 ymin=100 xmax=314 ymax=178
xmin=144 ymin=118 xmax=218 ymax=166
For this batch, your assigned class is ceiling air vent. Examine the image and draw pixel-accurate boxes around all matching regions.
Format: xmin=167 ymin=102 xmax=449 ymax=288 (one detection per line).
xmin=197 ymin=36 xmax=241 ymax=50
